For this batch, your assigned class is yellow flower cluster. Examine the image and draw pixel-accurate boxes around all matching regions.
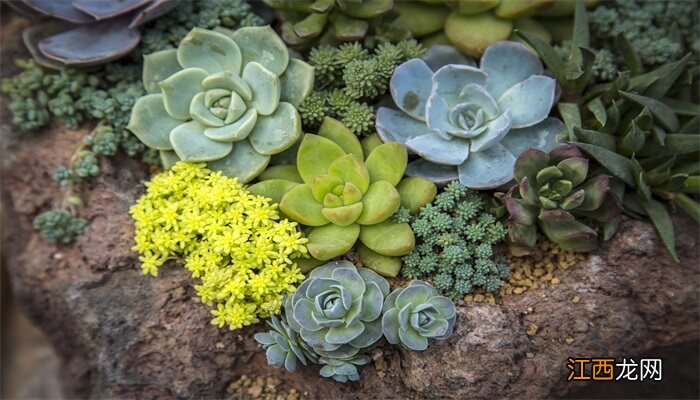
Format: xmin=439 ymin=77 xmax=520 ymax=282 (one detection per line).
xmin=129 ymin=162 xmax=308 ymax=330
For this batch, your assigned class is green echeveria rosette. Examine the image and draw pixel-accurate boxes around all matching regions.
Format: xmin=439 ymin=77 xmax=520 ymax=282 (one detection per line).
xmin=285 ymin=261 xmax=390 ymax=359
xmin=376 ymin=42 xmax=565 ymax=189
xmin=127 ymin=26 xmax=314 ymax=183
xmin=249 ymin=117 xmax=436 ymax=277
xmin=254 ymin=315 xmax=319 ymax=372
xmin=500 ymin=144 xmax=622 ymax=253
xmin=318 ymin=355 xmax=370 ymax=383
xmin=381 ymin=280 xmax=456 ymax=351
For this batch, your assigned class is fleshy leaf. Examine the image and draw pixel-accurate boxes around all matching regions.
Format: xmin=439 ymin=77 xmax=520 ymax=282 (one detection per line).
xmin=242 ymin=62 xmax=280 ymax=116
xmin=500 ymin=117 xmax=563 ymax=157
xmin=127 ymin=94 xmax=182 ymax=150
xmin=159 ymin=150 xmax=180 ymax=169
xmin=248 ymin=179 xmax=300 ymax=204
xmin=279 ymin=58 xmax=314 ymax=107
xmin=231 ymin=25 xmax=290 ymax=76
xmin=396 ymin=177 xmax=437 ymax=214
xmin=406 ymin=134 xmax=470 ymax=166
xmin=538 ymin=209 xmax=598 ymax=252
xmin=318 ymin=117 xmax=364 ymax=160
xmin=356 ymin=243 xmax=402 ymax=278
xmin=327 ymin=155 xmax=371 ymax=194
xmin=280 ymin=184 xmax=329 ymax=226
xmin=421 ymin=44 xmax=476 ymax=71
xmin=258 ymin=165 xmax=303 ymax=183
xmin=365 ymin=143 xmax=407 ymax=186
xmin=405 ymin=160 xmax=459 ymax=185
xmin=458 ymin=143 xmax=516 ymax=189
xmin=159 ymin=67 xmax=207 ymax=120
xmin=357 ymin=181 xmax=401 ymax=225
xmin=207 ymin=139 xmax=271 ymax=183
xmin=177 ymin=28 xmax=242 ymax=75
xmin=143 ymin=48 xmax=181 ymax=94
xmin=322 ymin=203 xmax=364 ymax=226
xmin=170 ymin=120 xmax=233 ymax=162
xmin=469 ymin=111 xmax=512 ymax=152
xmin=376 ymin=107 xmax=433 ymax=145
xmin=432 ymin=64 xmax=487 ymax=101
xmin=390 ymin=59 xmax=433 ymax=121
xmin=248 ymin=102 xmax=301 ymax=155
xmin=307 ymin=224 xmax=361 ymax=260
xmin=496 ymin=75 xmax=555 ymax=129
xmin=481 ymin=41 xmax=544 ymax=99
xmin=297 ymin=134 xmax=347 ymax=184
xmin=204 ymin=109 xmax=257 ymax=142
xmin=202 ymin=71 xmax=252 ymax=101
xmin=359 ymin=220 xmax=415 ymax=256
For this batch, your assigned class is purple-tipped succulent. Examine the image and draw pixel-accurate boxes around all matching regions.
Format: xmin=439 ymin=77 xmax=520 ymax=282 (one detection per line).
xmin=376 ymin=42 xmax=565 ymax=189
xmin=12 ymin=0 xmax=178 ymax=69
xmin=498 ymin=144 xmax=622 ymax=253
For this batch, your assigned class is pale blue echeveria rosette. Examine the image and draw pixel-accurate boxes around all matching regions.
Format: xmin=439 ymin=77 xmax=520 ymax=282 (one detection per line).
xmin=127 ymin=25 xmax=314 ymax=183
xmin=376 ymin=42 xmax=565 ymax=189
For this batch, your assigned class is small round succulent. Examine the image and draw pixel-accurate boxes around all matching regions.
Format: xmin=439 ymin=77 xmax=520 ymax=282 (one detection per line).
xmin=318 ymin=355 xmax=370 ymax=383
xmin=499 ymin=144 xmax=623 ymax=252
xmin=254 ymin=315 xmax=318 ymax=372
xmin=381 ymin=280 xmax=456 ymax=351
xmin=285 ymin=260 xmax=390 ymax=359
xmin=376 ymin=43 xmax=564 ymax=189
xmin=127 ymin=26 xmax=314 ymax=183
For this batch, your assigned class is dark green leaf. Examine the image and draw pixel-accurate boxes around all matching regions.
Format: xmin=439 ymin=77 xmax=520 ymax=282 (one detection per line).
xmin=615 ymin=34 xmax=641 ymax=76
xmin=573 ymin=127 xmax=616 ymax=150
xmin=651 ymin=125 xmax=666 ymax=147
xmin=661 ymin=97 xmax=700 ymax=117
xmin=587 ymin=97 xmax=607 ymax=127
xmin=515 ymin=30 xmax=565 ymax=83
xmin=631 ymin=193 xmax=678 ymax=262
xmin=558 ymin=102 xmax=582 ymax=141
xmin=601 ymin=99 xmax=620 ymax=134
xmin=620 ymin=91 xmax=680 ymax=132
xmin=679 ymin=116 xmax=699 ymax=133
xmin=572 ymin=0 xmax=589 ymax=49
xmin=618 ymin=120 xmax=646 ymax=155
xmin=638 ymin=134 xmax=700 ymax=157
xmin=673 ymin=193 xmax=700 ymax=223
xmin=631 ymin=156 xmax=651 ymax=200
xmin=630 ymin=54 xmax=691 ymax=98
xmin=574 ymin=142 xmax=636 ymax=186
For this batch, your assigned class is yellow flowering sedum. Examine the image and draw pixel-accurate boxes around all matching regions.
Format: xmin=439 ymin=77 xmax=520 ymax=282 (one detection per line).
xmin=130 ymin=162 xmax=308 ymax=330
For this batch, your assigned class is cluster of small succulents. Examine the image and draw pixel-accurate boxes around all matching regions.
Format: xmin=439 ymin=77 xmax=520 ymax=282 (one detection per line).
xmin=399 ymin=182 xmax=509 ymax=300
xmin=255 ymin=261 xmax=456 ymax=382
xmin=298 ymin=39 xmax=424 ymax=136
xmin=376 ymin=41 xmax=564 ymax=189
xmin=128 ymin=25 xmax=314 ymax=183
xmin=250 ymin=117 xmax=437 ymax=277
xmin=33 ymin=208 xmax=87 ymax=244
xmin=130 ymin=162 xmax=308 ymax=329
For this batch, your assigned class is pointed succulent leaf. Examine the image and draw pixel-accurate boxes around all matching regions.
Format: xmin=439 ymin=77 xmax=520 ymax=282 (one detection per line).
xmin=297 ymin=134 xmax=347 ymax=184
xmin=318 ymin=117 xmax=363 ymax=160
xmin=248 ymin=102 xmax=301 ymax=154
xmin=177 ymin=28 xmax=241 ymax=75
xmin=630 ymin=54 xmax=691 ymax=99
xmin=207 ymin=140 xmax=271 ymax=183
xmin=573 ymin=127 xmax=616 ymax=151
xmin=170 ymin=121 xmax=233 ymax=162
xmin=574 ymin=143 xmax=636 ymax=186
xmin=357 ymin=181 xmax=401 ymax=225
xmin=481 ymin=41 xmax=544 ymax=99
xmin=560 ymin=189 xmax=585 ymax=211
xmin=513 ymin=147 xmax=549 ymax=183
xmin=307 ymin=224 xmax=361 ymax=260
xmin=514 ymin=30 xmax=565 ymax=82
xmin=503 ymin=191 xmax=536 ymax=226
xmin=159 ymin=67 xmax=208 ymax=120
xmin=127 ymin=94 xmax=183 ymax=150
xmin=619 ymin=91 xmax=680 ymax=132
xmin=390 ymin=59 xmax=433 ymax=121
xmin=496 ymin=75 xmax=555 ymax=129
xmin=359 ymin=220 xmax=415 ymax=257
xmin=538 ymin=209 xmax=598 ymax=252
xmin=557 ymin=157 xmax=589 ymax=187
xmin=629 ymin=194 xmax=678 ymax=262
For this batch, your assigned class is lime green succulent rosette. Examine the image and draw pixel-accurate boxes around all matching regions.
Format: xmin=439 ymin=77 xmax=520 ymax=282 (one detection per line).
xmin=127 ymin=26 xmax=314 ymax=183
xmin=250 ymin=117 xmax=436 ymax=277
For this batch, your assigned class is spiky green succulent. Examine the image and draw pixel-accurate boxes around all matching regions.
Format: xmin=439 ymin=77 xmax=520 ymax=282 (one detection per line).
xmin=127 ymin=26 xmax=314 ymax=183
xmin=249 ymin=117 xmax=436 ymax=277
xmin=499 ymin=144 xmax=622 ymax=253
xmin=382 ymin=280 xmax=456 ymax=351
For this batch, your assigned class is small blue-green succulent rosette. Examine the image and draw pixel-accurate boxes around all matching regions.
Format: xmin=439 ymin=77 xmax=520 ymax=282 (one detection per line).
xmin=376 ymin=43 xmax=565 ymax=189
xmin=127 ymin=25 xmax=314 ymax=183
xmin=381 ymin=280 xmax=456 ymax=351
xmin=285 ymin=260 xmax=390 ymax=359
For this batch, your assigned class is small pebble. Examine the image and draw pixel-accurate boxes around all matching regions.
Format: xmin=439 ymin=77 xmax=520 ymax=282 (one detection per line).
xmin=527 ymin=324 xmax=538 ymax=336
xmin=572 ymin=295 xmax=581 ymax=303
xmin=565 ymin=337 xmax=575 ymax=344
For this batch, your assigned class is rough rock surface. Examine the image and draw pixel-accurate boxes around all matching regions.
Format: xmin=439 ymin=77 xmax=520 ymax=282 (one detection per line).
xmin=2 ymin=12 xmax=699 ymax=400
